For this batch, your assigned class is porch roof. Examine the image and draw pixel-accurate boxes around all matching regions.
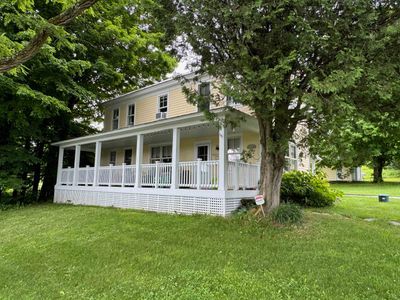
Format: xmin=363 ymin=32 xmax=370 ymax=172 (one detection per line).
xmin=52 ymin=108 xmax=257 ymax=148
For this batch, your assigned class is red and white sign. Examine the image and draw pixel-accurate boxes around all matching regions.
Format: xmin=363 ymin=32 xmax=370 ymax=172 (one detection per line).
xmin=254 ymin=195 xmax=265 ymax=206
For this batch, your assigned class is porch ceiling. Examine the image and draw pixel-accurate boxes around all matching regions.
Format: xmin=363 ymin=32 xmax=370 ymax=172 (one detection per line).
xmin=54 ymin=108 xmax=258 ymax=149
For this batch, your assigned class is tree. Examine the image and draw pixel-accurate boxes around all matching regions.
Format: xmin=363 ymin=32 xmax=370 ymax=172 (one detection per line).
xmin=0 ymin=0 xmax=100 ymax=73
xmin=308 ymin=17 xmax=400 ymax=183
xmin=0 ymin=0 xmax=176 ymax=202
xmin=175 ymin=0 xmax=400 ymax=211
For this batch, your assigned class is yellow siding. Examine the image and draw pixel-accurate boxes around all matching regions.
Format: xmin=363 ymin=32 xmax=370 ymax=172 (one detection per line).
xmin=119 ymin=103 xmax=127 ymax=128
xmin=322 ymin=167 xmax=353 ymax=181
xmin=242 ymin=131 xmax=260 ymax=164
xmin=99 ymin=133 xmax=263 ymax=165
xmin=135 ymin=95 xmax=157 ymax=125
xmin=103 ymin=109 xmax=112 ymax=132
xmin=168 ymin=87 xmax=198 ymax=117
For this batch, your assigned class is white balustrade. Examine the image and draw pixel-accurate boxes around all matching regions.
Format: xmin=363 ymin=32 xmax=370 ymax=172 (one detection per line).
xmin=141 ymin=162 xmax=172 ymax=187
xmin=178 ymin=160 xmax=219 ymax=189
xmin=59 ymin=160 xmax=260 ymax=190
xmin=228 ymin=161 xmax=260 ymax=190
xmin=60 ymin=167 xmax=74 ymax=185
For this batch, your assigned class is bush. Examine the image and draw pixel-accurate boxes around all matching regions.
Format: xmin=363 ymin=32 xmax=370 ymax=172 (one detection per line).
xmin=270 ymin=203 xmax=303 ymax=225
xmin=281 ymin=171 xmax=342 ymax=207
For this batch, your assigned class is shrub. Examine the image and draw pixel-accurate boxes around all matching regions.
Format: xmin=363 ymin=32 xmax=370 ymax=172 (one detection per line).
xmin=281 ymin=171 xmax=342 ymax=207
xmin=270 ymin=203 xmax=303 ymax=225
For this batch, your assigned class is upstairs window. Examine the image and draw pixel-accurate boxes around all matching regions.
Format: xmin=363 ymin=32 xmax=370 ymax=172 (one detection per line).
xmin=127 ymin=104 xmax=135 ymax=126
xmin=198 ymin=82 xmax=210 ymax=112
xmin=109 ymin=151 xmax=116 ymax=165
xmin=158 ymin=95 xmax=168 ymax=113
xmin=112 ymin=108 xmax=119 ymax=130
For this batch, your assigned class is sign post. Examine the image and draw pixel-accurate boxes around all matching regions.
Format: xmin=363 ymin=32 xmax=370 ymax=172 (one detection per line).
xmin=254 ymin=194 xmax=265 ymax=217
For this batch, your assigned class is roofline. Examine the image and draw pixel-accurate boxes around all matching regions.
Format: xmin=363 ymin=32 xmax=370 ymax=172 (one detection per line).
xmin=52 ymin=108 xmax=256 ymax=148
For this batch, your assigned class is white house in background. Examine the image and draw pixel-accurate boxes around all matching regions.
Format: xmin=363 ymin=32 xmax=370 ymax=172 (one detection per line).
xmin=52 ymin=74 xmax=312 ymax=216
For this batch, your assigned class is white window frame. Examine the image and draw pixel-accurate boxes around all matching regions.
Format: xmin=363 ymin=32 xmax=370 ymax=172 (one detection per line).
xmin=285 ymin=142 xmax=298 ymax=171
xmin=226 ymin=96 xmax=243 ymax=109
xmin=158 ymin=93 xmax=169 ymax=114
xmin=124 ymin=148 xmax=133 ymax=165
xmin=109 ymin=150 xmax=117 ymax=166
xmin=126 ymin=104 xmax=135 ymax=127
xmin=112 ymin=108 xmax=119 ymax=130
xmin=149 ymin=143 xmax=172 ymax=163
xmin=198 ymin=82 xmax=211 ymax=112
xmin=227 ymin=135 xmax=242 ymax=161
xmin=194 ymin=141 xmax=211 ymax=161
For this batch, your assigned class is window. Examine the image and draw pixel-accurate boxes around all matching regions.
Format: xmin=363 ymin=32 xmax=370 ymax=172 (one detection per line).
xmin=112 ymin=108 xmax=119 ymax=130
xmin=198 ymin=82 xmax=210 ymax=112
xmin=285 ymin=143 xmax=298 ymax=171
xmin=150 ymin=145 xmax=172 ymax=163
xmin=127 ymin=104 xmax=135 ymax=126
xmin=124 ymin=149 xmax=132 ymax=165
xmin=109 ymin=151 xmax=116 ymax=165
xmin=158 ymin=95 xmax=168 ymax=113
xmin=227 ymin=137 xmax=241 ymax=161
xmin=227 ymin=96 xmax=242 ymax=108
xmin=196 ymin=144 xmax=210 ymax=161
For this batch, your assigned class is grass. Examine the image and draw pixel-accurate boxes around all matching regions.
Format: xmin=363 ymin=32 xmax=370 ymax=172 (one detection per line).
xmin=361 ymin=166 xmax=400 ymax=183
xmin=331 ymin=182 xmax=400 ymax=196
xmin=1 ymin=202 xmax=400 ymax=299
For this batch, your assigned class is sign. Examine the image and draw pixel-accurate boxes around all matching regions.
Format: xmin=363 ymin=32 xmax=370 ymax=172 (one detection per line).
xmin=255 ymin=194 xmax=265 ymax=206
xmin=254 ymin=195 xmax=265 ymax=217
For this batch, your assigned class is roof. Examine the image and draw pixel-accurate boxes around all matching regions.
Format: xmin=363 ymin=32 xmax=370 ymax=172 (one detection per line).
xmin=52 ymin=108 xmax=257 ymax=148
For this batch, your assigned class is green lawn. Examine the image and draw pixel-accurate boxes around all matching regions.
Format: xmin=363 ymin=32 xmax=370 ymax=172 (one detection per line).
xmin=1 ymin=202 xmax=400 ymax=299
xmin=331 ymin=182 xmax=400 ymax=196
xmin=361 ymin=166 xmax=400 ymax=182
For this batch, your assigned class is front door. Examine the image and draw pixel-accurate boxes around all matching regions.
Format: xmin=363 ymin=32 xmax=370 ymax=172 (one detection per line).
xmin=196 ymin=144 xmax=210 ymax=161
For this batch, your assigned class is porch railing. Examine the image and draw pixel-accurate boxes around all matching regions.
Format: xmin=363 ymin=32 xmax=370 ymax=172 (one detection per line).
xmin=227 ymin=161 xmax=260 ymax=190
xmin=179 ymin=160 xmax=219 ymax=189
xmin=59 ymin=160 xmax=259 ymax=190
xmin=141 ymin=162 xmax=172 ymax=188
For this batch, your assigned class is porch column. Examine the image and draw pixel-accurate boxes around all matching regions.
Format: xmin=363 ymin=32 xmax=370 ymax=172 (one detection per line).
xmin=93 ymin=141 xmax=102 ymax=186
xmin=72 ymin=145 xmax=81 ymax=186
xmin=218 ymin=125 xmax=228 ymax=191
xmin=171 ymin=127 xmax=180 ymax=189
xmin=135 ymin=134 xmax=143 ymax=188
xmin=56 ymin=147 xmax=64 ymax=185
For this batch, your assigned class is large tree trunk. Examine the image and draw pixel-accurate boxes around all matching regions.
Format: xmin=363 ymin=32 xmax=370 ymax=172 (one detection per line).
xmin=257 ymin=117 xmax=287 ymax=212
xmin=39 ymin=145 xmax=58 ymax=201
xmin=372 ymin=156 xmax=385 ymax=183
xmin=32 ymin=142 xmax=44 ymax=200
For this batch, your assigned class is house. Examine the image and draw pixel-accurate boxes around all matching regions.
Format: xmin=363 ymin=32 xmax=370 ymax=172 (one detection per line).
xmin=323 ymin=167 xmax=363 ymax=182
xmin=52 ymin=74 xmax=311 ymax=216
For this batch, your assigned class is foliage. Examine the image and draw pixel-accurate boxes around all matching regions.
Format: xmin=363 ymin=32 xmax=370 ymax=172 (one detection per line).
xmin=174 ymin=0 xmax=400 ymax=209
xmin=270 ymin=203 xmax=303 ymax=225
xmin=0 ymin=0 xmax=176 ymax=202
xmin=0 ymin=0 xmax=99 ymax=73
xmin=1 ymin=202 xmax=400 ymax=298
xmin=281 ymin=171 xmax=342 ymax=207
xmin=308 ymin=17 xmax=400 ymax=183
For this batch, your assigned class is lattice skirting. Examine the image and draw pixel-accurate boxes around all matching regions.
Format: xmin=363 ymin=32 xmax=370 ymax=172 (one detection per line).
xmin=53 ymin=188 xmax=245 ymax=216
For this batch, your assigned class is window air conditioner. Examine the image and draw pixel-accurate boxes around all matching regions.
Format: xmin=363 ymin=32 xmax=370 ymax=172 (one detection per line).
xmin=156 ymin=112 xmax=167 ymax=120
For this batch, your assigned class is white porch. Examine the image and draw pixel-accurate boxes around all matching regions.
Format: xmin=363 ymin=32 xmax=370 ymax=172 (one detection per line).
xmin=53 ymin=111 xmax=261 ymax=216
xmin=59 ymin=160 xmax=259 ymax=190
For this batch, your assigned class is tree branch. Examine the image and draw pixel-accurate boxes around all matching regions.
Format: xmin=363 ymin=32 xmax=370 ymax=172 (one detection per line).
xmin=0 ymin=0 xmax=99 ymax=73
